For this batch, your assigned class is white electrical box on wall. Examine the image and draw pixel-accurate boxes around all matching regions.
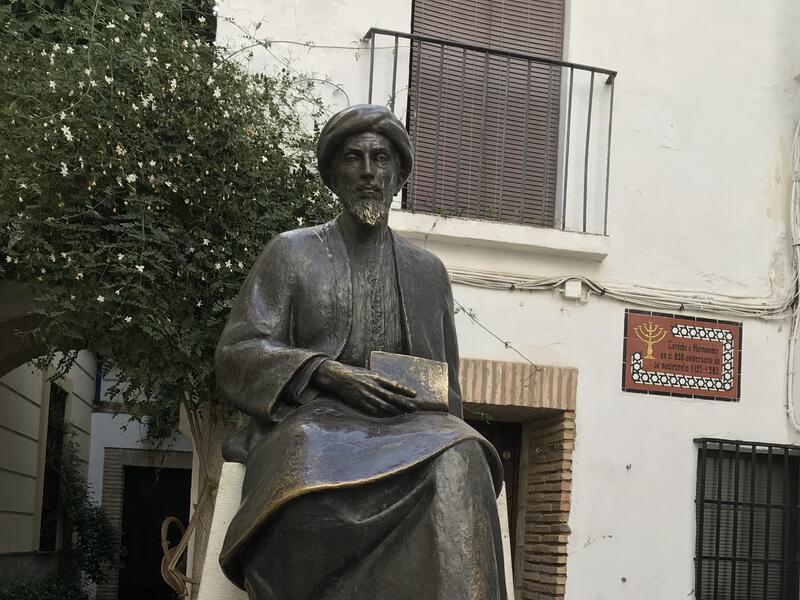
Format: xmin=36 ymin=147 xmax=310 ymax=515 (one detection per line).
xmin=564 ymin=279 xmax=583 ymax=300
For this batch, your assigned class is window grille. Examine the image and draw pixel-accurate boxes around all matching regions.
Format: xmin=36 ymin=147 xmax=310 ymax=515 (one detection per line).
xmin=39 ymin=384 xmax=67 ymax=551
xmin=695 ymin=439 xmax=800 ymax=600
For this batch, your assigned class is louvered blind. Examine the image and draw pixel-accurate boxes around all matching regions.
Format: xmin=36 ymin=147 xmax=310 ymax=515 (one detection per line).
xmin=696 ymin=441 xmax=800 ymax=600
xmin=408 ymin=0 xmax=564 ymax=225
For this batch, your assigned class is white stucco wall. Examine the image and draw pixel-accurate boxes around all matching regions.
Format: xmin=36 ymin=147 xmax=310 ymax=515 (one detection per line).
xmin=86 ymin=413 xmax=193 ymax=505
xmin=217 ymin=0 xmax=412 ymax=117
xmin=0 ymin=351 xmax=95 ymax=554
xmin=216 ymin=0 xmax=800 ymax=598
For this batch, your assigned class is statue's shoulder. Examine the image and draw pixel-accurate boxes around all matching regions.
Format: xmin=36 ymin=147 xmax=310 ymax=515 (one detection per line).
xmin=249 ymin=221 xmax=336 ymax=276
xmin=391 ymin=230 xmax=448 ymax=281
xmin=274 ymin=220 xmax=333 ymax=244
xmin=263 ymin=220 xmax=336 ymax=254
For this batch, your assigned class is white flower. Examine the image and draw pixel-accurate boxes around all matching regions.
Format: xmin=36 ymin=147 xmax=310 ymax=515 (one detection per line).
xmin=61 ymin=125 xmax=73 ymax=142
xmin=53 ymin=43 xmax=61 ymax=51
xmin=126 ymin=173 xmax=137 ymax=183
xmin=60 ymin=162 xmax=68 ymax=177
xmin=135 ymin=264 xmax=145 ymax=273
xmin=223 ymin=110 xmax=230 ymax=118
xmin=117 ymin=253 xmax=124 ymax=260
xmin=115 ymin=144 xmax=126 ymax=156
xmin=49 ymin=254 xmax=56 ymax=262
xmin=106 ymin=22 xmax=116 ymax=29
xmin=104 ymin=75 xmax=114 ymax=84
xmin=76 ymin=272 xmax=84 ymax=280
xmin=202 ymin=238 xmax=210 ymax=246
xmin=40 ymin=268 xmax=46 ymax=274
xmin=198 ymin=16 xmax=206 ymax=23
xmin=89 ymin=79 xmax=97 ymax=87
xmin=115 ymin=289 xmax=121 ymax=295
xmin=70 ymin=295 xmax=76 ymax=300
xmin=49 ymin=80 xmax=56 ymax=90
xmin=196 ymin=300 xmax=203 ymax=307
xmin=238 ymin=261 xmax=243 ymax=269
xmin=206 ymin=76 xmax=214 ymax=85
xmin=113 ymin=37 xmax=120 ymax=44
xmin=225 ymin=260 xmax=232 ymax=269
xmin=181 ymin=40 xmax=189 ymax=48
xmin=169 ymin=78 xmax=177 ymax=93
xmin=124 ymin=316 xmax=132 ymax=323
xmin=123 ymin=14 xmax=130 ymax=21
xmin=97 ymin=295 xmax=105 ymax=303
xmin=143 ymin=22 xmax=151 ymax=32
xmin=155 ymin=11 xmax=164 ymax=18
xmin=84 ymin=68 xmax=92 ymax=76
xmin=261 ymin=155 xmax=268 ymax=163
xmin=214 ymin=262 xmax=221 ymax=270
xmin=149 ymin=160 xmax=156 ymax=167
xmin=60 ymin=252 xmax=68 ymax=259
xmin=4 ymin=256 xmax=11 ymax=263
xmin=66 ymin=46 xmax=74 ymax=54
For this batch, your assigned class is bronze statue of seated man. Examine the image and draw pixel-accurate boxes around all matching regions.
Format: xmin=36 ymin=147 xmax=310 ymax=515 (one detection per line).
xmin=215 ymin=104 xmax=508 ymax=600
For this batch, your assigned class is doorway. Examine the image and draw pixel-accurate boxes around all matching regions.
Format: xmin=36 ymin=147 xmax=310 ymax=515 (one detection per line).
xmin=118 ymin=466 xmax=191 ymax=600
xmin=467 ymin=419 xmax=522 ymax=557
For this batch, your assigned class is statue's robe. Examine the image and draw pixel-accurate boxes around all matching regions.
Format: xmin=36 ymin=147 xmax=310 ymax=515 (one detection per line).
xmin=215 ymin=216 xmax=508 ymax=599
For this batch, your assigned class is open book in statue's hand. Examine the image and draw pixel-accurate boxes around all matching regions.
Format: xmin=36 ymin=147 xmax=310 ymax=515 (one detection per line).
xmin=370 ymin=351 xmax=450 ymax=412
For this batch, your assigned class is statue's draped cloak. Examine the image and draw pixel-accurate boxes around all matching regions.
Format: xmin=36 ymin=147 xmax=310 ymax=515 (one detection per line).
xmin=215 ymin=217 xmax=504 ymax=590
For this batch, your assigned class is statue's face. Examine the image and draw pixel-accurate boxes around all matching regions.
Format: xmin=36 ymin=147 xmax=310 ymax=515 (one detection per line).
xmin=333 ymin=132 xmax=401 ymax=227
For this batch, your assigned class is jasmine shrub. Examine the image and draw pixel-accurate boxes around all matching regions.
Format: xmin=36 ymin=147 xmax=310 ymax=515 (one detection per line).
xmin=0 ymin=1 xmax=336 ymax=435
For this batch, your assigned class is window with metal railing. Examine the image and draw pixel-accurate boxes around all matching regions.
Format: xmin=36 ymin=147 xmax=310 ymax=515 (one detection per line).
xmin=695 ymin=439 xmax=800 ymax=600
xmin=363 ymin=28 xmax=616 ymax=234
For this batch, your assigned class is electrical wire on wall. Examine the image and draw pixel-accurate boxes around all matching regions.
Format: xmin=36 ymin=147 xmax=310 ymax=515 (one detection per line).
xmin=449 ymin=268 xmax=795 ymax=320
xmin=785 ymin=121 xmax=800 ymax=432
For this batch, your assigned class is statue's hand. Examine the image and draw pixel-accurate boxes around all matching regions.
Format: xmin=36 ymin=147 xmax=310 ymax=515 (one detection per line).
xmin=312 ymin=360 xmax=419 ymax=417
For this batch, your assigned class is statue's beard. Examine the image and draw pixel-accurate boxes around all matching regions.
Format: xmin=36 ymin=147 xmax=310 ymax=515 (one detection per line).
xmin=343 ymin=195 xmax=389 ymax=227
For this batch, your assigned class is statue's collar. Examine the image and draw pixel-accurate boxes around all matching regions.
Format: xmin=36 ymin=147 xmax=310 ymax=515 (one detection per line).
xmin=331 ymin=214 xmax=397 ymax=249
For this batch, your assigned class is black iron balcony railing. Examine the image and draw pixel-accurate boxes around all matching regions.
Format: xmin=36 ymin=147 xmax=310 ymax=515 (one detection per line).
xmin=363 ymin=28 xmax=617 ymax=235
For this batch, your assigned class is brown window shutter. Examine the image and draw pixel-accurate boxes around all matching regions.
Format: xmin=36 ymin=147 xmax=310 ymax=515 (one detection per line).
xmin=408 ymin=0 xmax=564 ymax=226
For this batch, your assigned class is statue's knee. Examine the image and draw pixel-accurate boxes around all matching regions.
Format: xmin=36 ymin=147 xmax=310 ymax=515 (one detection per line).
xmin=435 ymin=440 xmax=490 ymax=478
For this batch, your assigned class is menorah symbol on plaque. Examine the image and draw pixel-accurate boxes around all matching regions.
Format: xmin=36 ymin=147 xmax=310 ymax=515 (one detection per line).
xmin=634 ymin=321 xmax=666 ymax=360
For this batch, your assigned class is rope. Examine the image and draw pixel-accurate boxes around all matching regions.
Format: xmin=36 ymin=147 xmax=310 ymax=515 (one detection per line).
xmin=159 ymin=402 xmax=219 ymax=597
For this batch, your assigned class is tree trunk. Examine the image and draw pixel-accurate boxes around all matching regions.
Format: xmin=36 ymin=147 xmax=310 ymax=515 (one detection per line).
xmin=178 ymin=402 xmax=238 ymax=600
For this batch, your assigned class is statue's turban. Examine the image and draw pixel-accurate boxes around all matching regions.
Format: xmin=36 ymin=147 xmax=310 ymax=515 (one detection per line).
xmin=316 ymin=104 xmax=413 ymax=192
